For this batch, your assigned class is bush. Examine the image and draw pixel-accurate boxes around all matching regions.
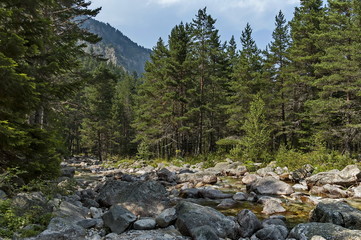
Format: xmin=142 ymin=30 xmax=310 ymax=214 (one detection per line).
xmin=275 ymin=145 xmax=355 ymax=172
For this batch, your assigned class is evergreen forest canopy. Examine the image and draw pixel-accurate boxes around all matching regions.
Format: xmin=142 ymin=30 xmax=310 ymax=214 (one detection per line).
xmin=1 ymin=0 xmax=361 ymax=181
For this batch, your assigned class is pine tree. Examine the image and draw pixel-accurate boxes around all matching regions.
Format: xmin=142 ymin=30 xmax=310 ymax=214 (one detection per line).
xmin=189 ymin=7 xmax=230 ymax=154
xmin=309 ymin=0 xmax=361 ymax=153
xmin=264 ymin=11 xmax=291 ymax=147
xmin=287 ymin=0 xmax=325 ymax=149
xmin=0 ymin=0 xmax=100 ymax=179
xmin=227 ymin=23 xmax=264 ymax=133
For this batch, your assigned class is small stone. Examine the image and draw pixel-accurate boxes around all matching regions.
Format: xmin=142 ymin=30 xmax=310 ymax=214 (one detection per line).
xmin=262 ymin=199 xmax=286 ymax=215
xmin=156 ymin=207 xmax=177 ymax=228
xmin=233 ymin=192 xmax=247 ymax=201
xmin=133 ymin=218 xmax=157 ymax=230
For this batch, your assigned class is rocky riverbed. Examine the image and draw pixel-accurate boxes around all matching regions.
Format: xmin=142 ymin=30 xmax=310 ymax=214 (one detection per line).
xmin=7 ymin=157 xmax=361 ymax=240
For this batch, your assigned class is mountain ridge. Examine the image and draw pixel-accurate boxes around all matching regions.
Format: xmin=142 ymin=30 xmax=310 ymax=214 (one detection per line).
xmin=82 ymin=18 xmax=152 ymax=74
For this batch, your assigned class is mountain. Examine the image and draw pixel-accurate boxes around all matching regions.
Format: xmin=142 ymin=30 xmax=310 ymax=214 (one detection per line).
xmin=82 ymin=18 xmax=152 ymax=74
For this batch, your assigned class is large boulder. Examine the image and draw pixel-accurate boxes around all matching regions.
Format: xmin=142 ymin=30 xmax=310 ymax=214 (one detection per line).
xmin=30 ymin=217 xmax=87 ymax=240
xmin=96 ymin=180 xmax=169 ymax=217
xmin=237 ymin=209 xmax=262 ymax=238
xmin=289 ymin=222 xmax=361 ymax=240
xmin=175 ymin=201 xmax=239 ymax=239
xmin=248 ymin=176 xmax=294 ymax=195
xmin=306 ymin=165 xmax=361 ymax=187
xmin=102 ymin=204 xmax=137 ymax=234
xmin=310 ymin=201 xmax=361 ymax=229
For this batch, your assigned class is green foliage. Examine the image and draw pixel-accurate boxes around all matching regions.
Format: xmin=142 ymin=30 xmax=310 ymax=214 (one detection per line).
xmin=275 ymin=145 xmax=355 ymax=172
xmin=0 ymin=199 xmax=52 ymax=238
xmin=230 ymin=95 xmax=271 ymax=163
xmin=136 ymin=141 xmax=153 ymax=160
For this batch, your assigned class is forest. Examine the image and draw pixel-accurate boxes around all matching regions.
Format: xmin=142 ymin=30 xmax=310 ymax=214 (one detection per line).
xmin=1 ymin=0 xmax=361 ymax=181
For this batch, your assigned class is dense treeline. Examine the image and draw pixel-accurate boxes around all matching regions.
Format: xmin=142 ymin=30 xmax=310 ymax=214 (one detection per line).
xmin=1 ymin=0 xmax=361 ymax=181
xmin=131 ymin=0 xmax=361 ymax=160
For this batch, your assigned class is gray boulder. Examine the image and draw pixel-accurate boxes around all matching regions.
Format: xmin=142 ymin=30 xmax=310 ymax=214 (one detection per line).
xmin=253 ymin=225 xmax=288 ymax=240
xmin=31 ymin=217 xmax=87 ymax=240
xmin=102 ymin=204 xmax=137 ymax=234
xmin=233 ymin=192 xmax=247 ymax=201
xmin=133 ymin=218 xmax=157 ymax=230
xmin=108 ymin=226 xmax=190 ymax=240
xmin=96 ymin=180 xmax=169 ymax=217
xmin=157 ymin=168 xmax=177 ymax=183
xmin=156 ymin=207 xmax=177 ymax=228
xmin=237 ymin=209 xmax=262 ymax=238
xmin=289 ymin=222 xmax=361 ymax=240
xmin=191 ymin=225 xmax=219 ymax=240
xmin=306 ymin=165 xmax=361 ymax=187
xmin=310 ymin=201 xmax=361 ymax=229
xmin=175 ymin=201 xmax=239 ymax=239
xmin=249 ymin=176 xmax=294 ymax=195
xmin=217 ymin=198 xmax=237 ymax=208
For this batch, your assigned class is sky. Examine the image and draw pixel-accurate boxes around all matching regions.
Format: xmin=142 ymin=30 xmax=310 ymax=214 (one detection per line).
xmin=90 ymin=0 xmax=302 ymax=50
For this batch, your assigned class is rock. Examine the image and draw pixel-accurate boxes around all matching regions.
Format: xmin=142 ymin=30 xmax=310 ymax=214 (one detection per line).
xmin=253 ymin=225 xmax=288 ymax=240
xmin=61 ymin=167 xmax=76 ymax=178
xmin=157 ymin=168 xmax=177 ymax=183
xmin=233 ymin=192 xmax=247 ymax=201
xmin=237 ymin=209 xmax=262 ymax=238
xmin=177 ymin=172 xmax=217 ymax=184
xmin=262 ymin=218 xmax=287 ymax=228
xmin=13 ymin=192 xmax=51 ymax=214
xmin=292 ymin=183 xmax=308 ymax=191
xmin=310 ymin=201 xmax=361 ymax=229
xmin=191 ymin=225 xmax=219 ymax=240
xmin=289 ymin=222 xmax=361 ymax=240
xmin=310 ymin=236 xmax=326 ymax=240
xmin=310 ymin=184 xmax=350 ymax=198
xmin=202 ymin=175 xmax=217 ymax=184
xmin=156 ymin=207 xmax=177 ymax=228
xmin=262 ymin=199 xmax=286 ymax=215
xmin=77 ymin=219 xmax=99 ymax=229
xmin=175 ymin=201 xmax=239 ymax=239
xmin=133 ymin=218 xmax=157 ymax=230
xmin=247 ymin=192 xmax=259 ymax=202
xmin=352 ymin=185 xmax=361 ymax=198
xmin=52 ymin=199 xmax=89 ymax=222
xmin=108 ymin=226 xmax=189 ymax=240
xmin=102 ymin=204 xmax=137 ymax=234
xmin=90 ymin=207 xmax=103 ymax=219
xmin=217 ymin=198 xmax=237 ymax=208
xmin=242 ymin=174 xmax=260 ymax=185
xmin=306 ymin=165 xmax=361 ymax=187
xmin=256 ymin=166 xmax=275 ymax=177
xmin=291 ymin=164 xmax=314 ymax=182
xmin=96 ymin=180 xmax=169 ymax=217
xmin=179 ymin=188 xmax=200 ymax=198
xmin=198 ymin=189 xmax=233 ymax=199
xmin=31 ymin=217 xmax=87 ymax=240
xmin=249 ymin=176 xmax=294 ymax=195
